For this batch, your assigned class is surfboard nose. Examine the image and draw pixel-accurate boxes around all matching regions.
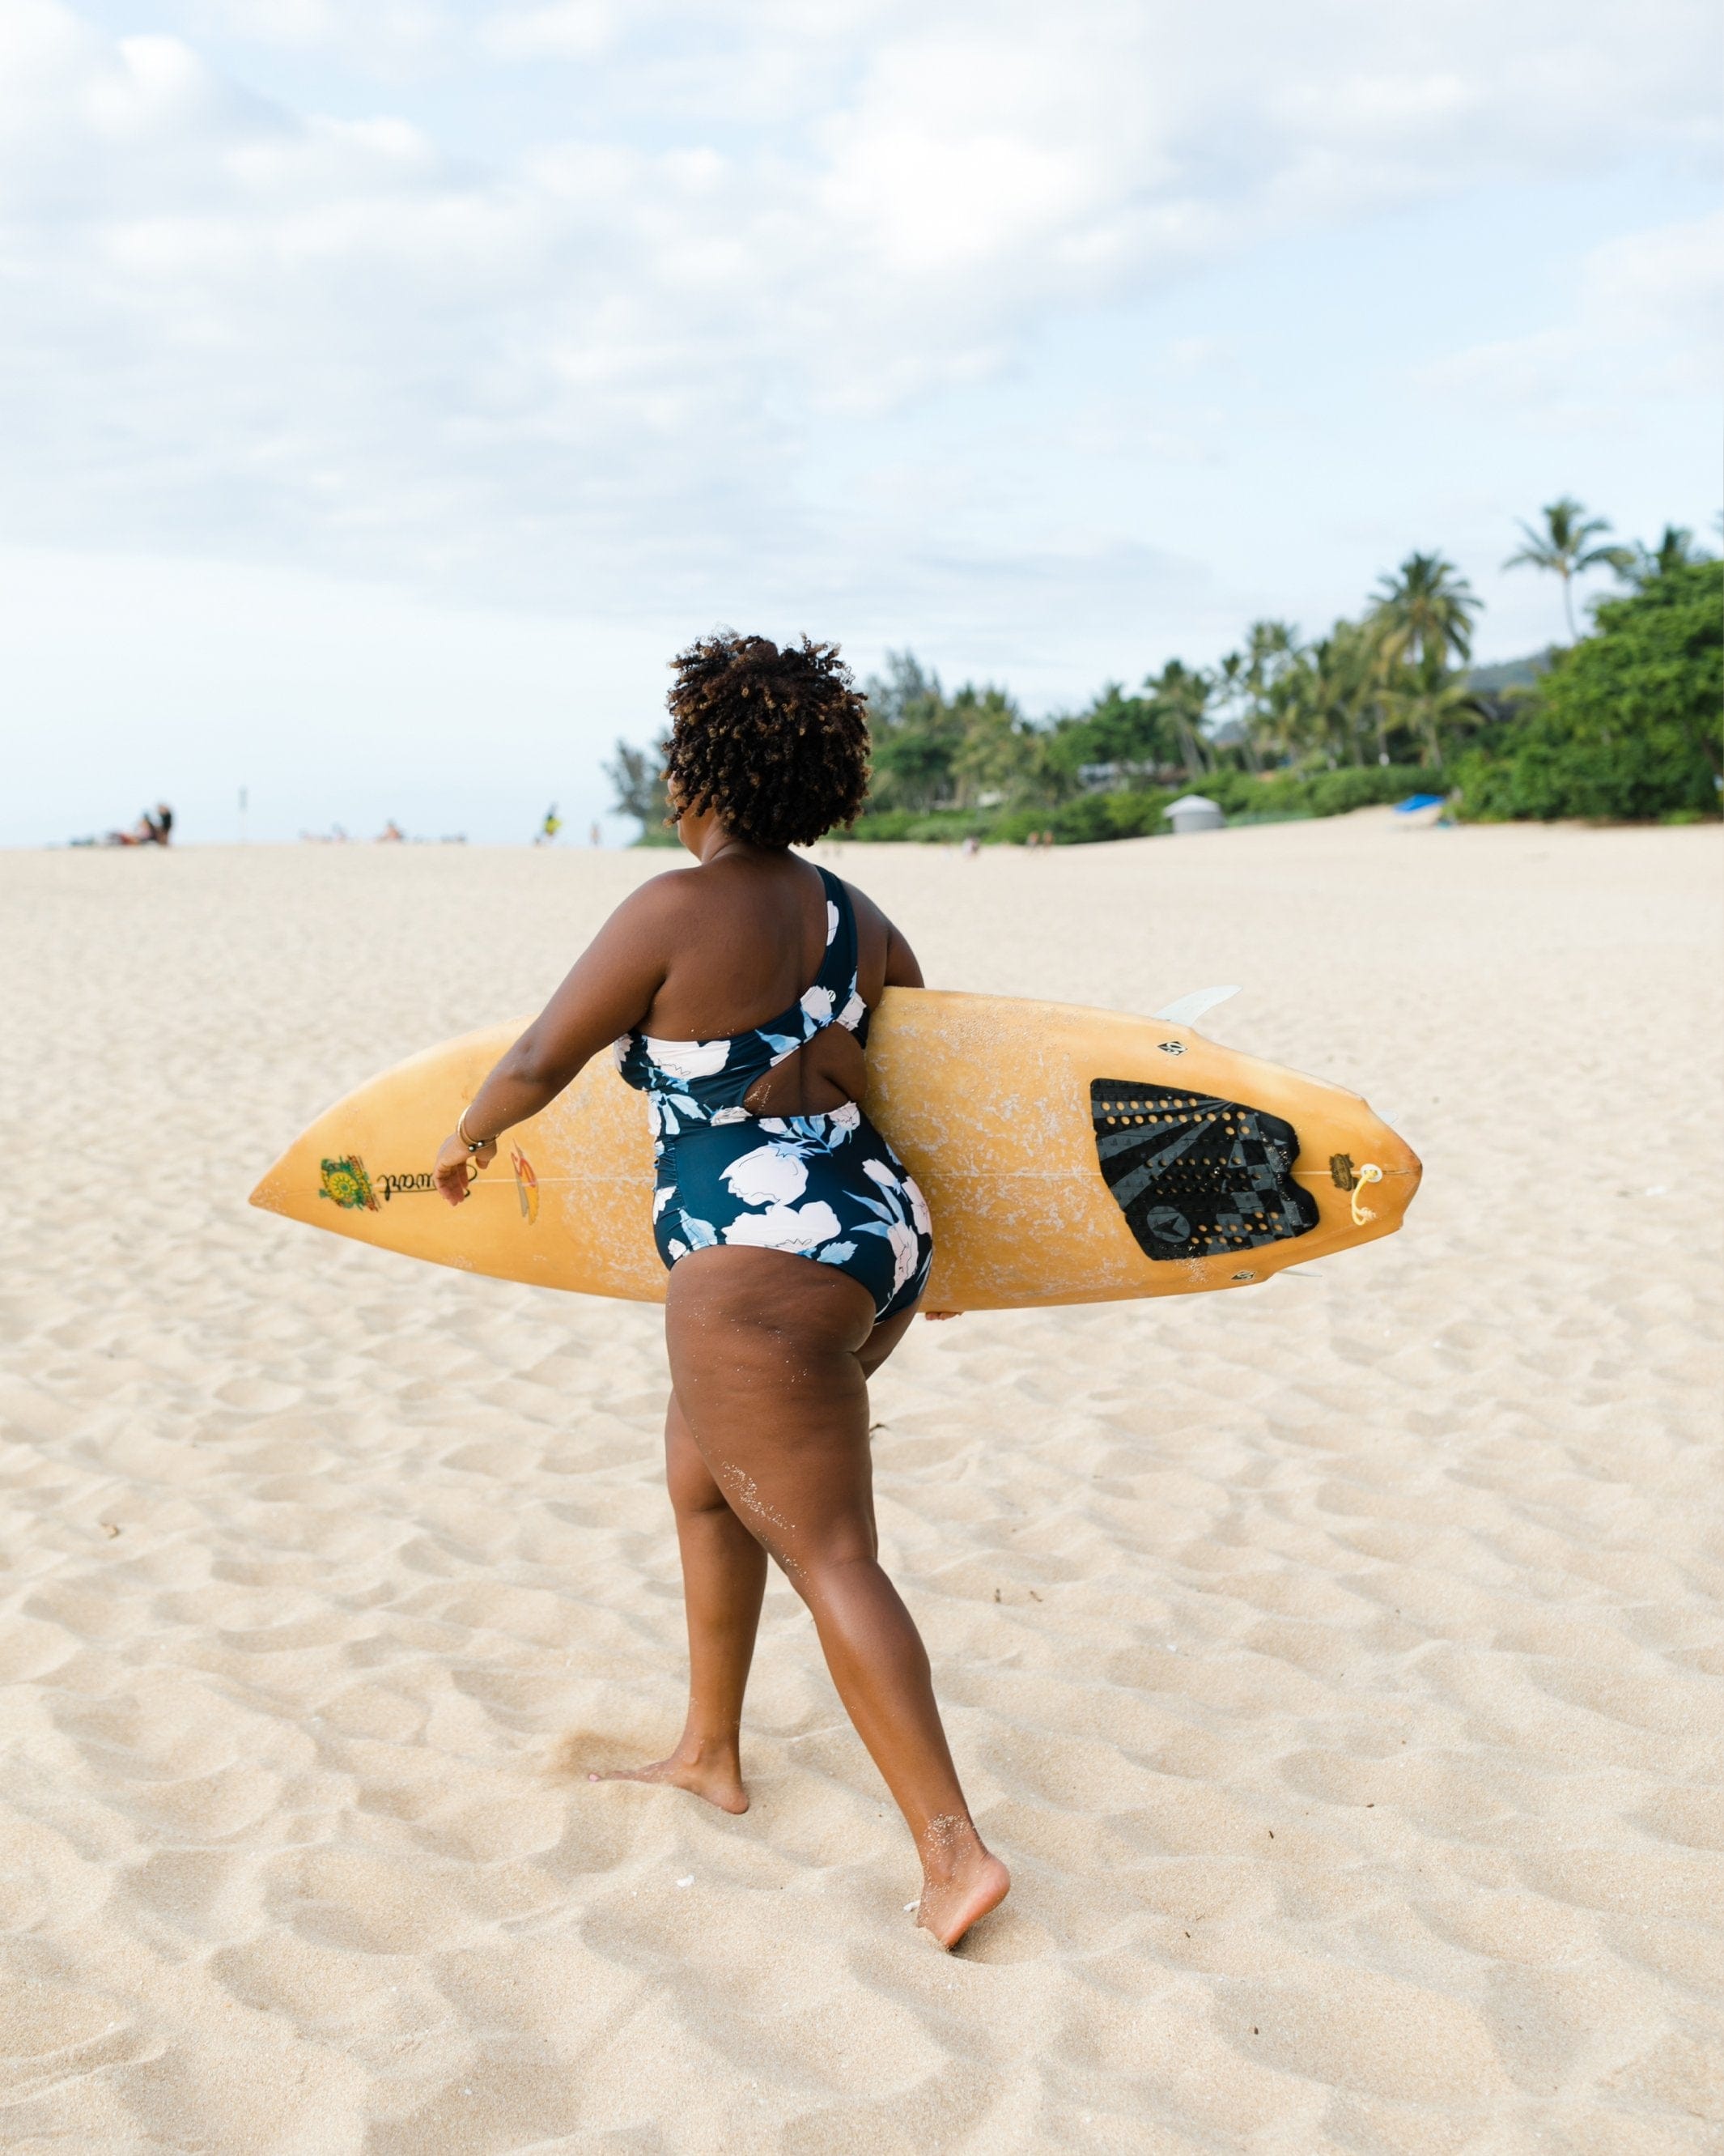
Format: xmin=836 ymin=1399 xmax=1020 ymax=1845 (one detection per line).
xmin=248 ymin=1146 xmax=296 ymax=1216
xmin=1375 ymin=1108 xmax=1423 ymax=1189
xmin=1347 ymin=1108 xmax=1423 ymax=1230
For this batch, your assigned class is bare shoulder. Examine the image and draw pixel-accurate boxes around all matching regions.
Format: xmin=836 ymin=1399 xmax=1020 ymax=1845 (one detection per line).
xmin=605 ymin=861 xmax=707 ymax=929
xmin=837 ymin=873 xmax=890 ymax=933
xmin=630 ymin=860 xmax=705 ymax=901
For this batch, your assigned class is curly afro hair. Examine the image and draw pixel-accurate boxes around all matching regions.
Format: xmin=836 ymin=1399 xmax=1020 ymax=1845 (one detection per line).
xmin=662 ymin=631 xmax=871 ymax=848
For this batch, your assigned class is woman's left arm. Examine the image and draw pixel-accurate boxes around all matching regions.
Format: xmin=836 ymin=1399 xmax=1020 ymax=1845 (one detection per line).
xmin=432 ymin=879 xmax=679 ymax=1204
xmin=848 ymin=886 xmax=925 ymax=1000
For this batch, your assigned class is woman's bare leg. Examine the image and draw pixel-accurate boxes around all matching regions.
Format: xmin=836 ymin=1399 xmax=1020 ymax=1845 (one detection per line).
xmin=663 ymin=1247 xmax=1008 ymax=1949
xmin=588 ymin=1393 xmax=764 ymax=1813
xmin=588 ymin=1305 xmax=919 ymax=1809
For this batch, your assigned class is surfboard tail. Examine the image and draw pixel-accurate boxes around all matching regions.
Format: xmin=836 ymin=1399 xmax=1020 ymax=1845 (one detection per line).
xmin=246 ymin=1021 xmax=666 ymax=1301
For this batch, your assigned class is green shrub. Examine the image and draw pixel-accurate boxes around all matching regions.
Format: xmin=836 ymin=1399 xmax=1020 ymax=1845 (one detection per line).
xmin=843 ymin=809 xmax=917 ymax=841
xmin=1044 ymin=793 xmax=1123 ymax=844
xmin=846 ymin=764 xmax=1448 ymax=845
xmin=988 ymin=806 xmax=1040 ymax=844
xmin=1099 ymin=789 xmax=1168 ymax=840
xmin=903 ymin=812 xmax=994 ymax=843
xmin=1021 ymin=789 xmax=1174 ymax=844
xmin=846 ymin=808 xmax=994 ymax=843
xmin=1303 ymin=764 xmax=1437 ymax=815
xmin=1191 ymin=771 xmax=1259 ymax=816
xmin=1454 ymin=562 xmax=1721 ymax=822
xmin=1181 ymin=763 xmax=1437 ymax=819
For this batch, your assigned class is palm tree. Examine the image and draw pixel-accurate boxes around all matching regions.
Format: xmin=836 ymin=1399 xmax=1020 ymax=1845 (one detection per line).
xmin=604 ymin=738 xmax=670 ymax=839
xmin=1306 ymin=619 xmax=1386 ymax=767
xmin=1382 ymin=671 xmax=1483 ymax=770
xmin=1366 ymin=555 xmax=1483 ymax=769
xmin=1371 ymin=552 xmax=1481 ymax=678
xmin=949 ymin=686 xmax=1034 ymax=807
xmin=1504 ymin=498 xmax=1633 ymax=640
xmin=1212 ymin=650 xmax=1256 ymax=772
xmin=1240 ymin=619 xmax=1303 ymax=768
xmin=1143 ymin=659 xmax=1212 ymax=778
xmin=1623 ymin=524 xmax=1708 ymax=587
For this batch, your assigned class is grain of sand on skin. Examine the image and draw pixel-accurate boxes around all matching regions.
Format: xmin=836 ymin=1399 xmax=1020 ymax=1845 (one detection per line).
xmin=1 ymin=818 xmax=1719 ymax=2154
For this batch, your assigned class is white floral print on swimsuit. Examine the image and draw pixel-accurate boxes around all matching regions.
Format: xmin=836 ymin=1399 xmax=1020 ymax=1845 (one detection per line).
xmin=613 ymin=865 xmax=935 ymax=1320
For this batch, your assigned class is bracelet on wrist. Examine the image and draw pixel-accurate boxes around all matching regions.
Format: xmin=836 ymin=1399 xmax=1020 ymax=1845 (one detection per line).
xmin=457 ymin=1108 xmax=495 ymax=1153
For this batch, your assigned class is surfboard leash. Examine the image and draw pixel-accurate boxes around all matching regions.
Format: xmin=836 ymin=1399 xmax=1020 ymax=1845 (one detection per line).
xmin=1348 ymin=1162 xmax=1383 ymax=1225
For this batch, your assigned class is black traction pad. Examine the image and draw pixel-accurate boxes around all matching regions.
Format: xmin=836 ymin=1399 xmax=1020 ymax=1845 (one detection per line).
xmin=1090 ymin=1080 xmax=1320 ymax=1261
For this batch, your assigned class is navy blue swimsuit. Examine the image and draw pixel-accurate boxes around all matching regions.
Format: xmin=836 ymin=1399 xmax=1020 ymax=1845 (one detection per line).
xmin=614 ymin=869 xmax=934 ymax=1322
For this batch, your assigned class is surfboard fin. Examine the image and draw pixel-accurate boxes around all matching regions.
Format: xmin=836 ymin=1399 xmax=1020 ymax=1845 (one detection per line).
xmin=1152 ymin=984 xmax=1240 ymax=1027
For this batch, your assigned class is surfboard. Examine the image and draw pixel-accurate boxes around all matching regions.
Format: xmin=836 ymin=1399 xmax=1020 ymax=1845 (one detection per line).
xmin=248 ymin=989 xmax=1420 ymax=1310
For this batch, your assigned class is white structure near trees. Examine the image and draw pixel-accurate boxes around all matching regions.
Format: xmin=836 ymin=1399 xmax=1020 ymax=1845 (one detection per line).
xmin=1166 ymin=794 xmax=1225 ymax=834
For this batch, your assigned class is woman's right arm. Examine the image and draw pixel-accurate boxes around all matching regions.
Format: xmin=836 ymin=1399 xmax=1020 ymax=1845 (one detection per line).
xmin=432 ymin=877 xmax=683 ymax=1203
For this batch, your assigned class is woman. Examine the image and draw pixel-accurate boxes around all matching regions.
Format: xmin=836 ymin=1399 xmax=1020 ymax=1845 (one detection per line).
xmin=432 ymin=633 xmax=1008 ymax=1950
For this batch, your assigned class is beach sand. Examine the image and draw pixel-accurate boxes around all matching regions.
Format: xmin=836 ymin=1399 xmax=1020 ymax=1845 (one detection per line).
xmin=2 ymin=814 xmax=1720 ymax=2154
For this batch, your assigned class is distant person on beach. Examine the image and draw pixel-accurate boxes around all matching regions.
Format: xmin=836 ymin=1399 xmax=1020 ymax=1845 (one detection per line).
xmin=379 ymin=820 xmax=405 ymax=843
xmin=588 ymin=821 xmax=601 ymax=847
xmin=108 ymin=803 xmax=172 ymax=846
xmin=431 ymin=633 xmax=1008 ymax=1950
xmin=537 ymin=806 xmax=563 ymax=845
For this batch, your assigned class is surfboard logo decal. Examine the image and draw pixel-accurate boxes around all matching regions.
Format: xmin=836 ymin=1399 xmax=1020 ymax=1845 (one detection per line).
xmin=512 ymin=1146 xmax=540 ymax=1224
xmin=377 ymin=1172 xmax=438 ymax=1200
xmin=319 ymin=1154 xmax=380 ymax=1211
xmin=321 ymin=1163 xmax=448 ymax=1205
xmin=1089 ymin=1082 xmax=1318 ymax=1261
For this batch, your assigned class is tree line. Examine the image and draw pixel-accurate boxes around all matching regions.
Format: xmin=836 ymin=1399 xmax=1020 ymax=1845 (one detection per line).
xmin=606 ymin=502 xmax=1720 ymax=843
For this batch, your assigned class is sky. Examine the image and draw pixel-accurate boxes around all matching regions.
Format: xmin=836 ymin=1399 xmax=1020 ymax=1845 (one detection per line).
xmin=2 ymin=0 xmax=1719 ymax=845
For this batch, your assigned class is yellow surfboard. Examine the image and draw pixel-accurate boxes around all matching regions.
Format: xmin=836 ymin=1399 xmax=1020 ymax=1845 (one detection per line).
xmin=249 ymin=988 xmax=1420 ymax=1310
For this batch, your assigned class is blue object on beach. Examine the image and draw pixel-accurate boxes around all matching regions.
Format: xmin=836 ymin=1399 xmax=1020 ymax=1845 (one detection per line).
xmin=1395 ymin=794 xmax=1446 ymax=813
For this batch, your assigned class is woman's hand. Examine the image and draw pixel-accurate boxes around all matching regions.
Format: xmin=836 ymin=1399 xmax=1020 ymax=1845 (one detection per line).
xmin=435 ymin=1130 xmax=496 ymax=1206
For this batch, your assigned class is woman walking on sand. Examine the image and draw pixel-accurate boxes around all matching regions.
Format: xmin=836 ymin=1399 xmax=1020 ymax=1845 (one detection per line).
xmin=432 ymin=632 xmax=1008 ymax=1950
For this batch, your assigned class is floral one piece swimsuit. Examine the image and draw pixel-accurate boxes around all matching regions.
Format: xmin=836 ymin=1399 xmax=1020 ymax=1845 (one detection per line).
xmin=614 ymin=867 xmax=935 ymax=1322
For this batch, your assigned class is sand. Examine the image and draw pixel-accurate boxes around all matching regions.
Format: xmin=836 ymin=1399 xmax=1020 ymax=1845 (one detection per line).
xmin=2 ymin=813 xmax=1720 ymax=2154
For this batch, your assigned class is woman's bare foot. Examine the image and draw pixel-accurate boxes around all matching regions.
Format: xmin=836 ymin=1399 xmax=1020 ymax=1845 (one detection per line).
xmin=913 ymin=1818 xmax=1009 ymax=1949
xmin=588 ymin=1746 xmax=748 ymax=1814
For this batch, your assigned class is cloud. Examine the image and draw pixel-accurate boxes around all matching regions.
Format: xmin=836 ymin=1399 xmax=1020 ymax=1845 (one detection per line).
xmin=480 ymin=2 xmax=621 ymax=60
xmin=174 ymin=0 xmax=451 ymax=63
xmin=0 ymin=0 xmax=1717 ymax=616
xmin=1419 ymin=207 xmax=1724 ymax=424
xmin=1584 ymin=210 xmax=1724 ymax=376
